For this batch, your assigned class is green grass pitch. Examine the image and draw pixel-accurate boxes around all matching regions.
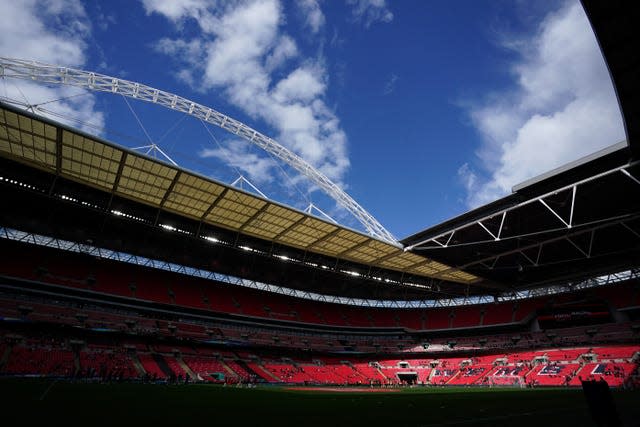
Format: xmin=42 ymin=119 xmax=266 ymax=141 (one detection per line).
xmin=1 ymin=380 xmax=638 ymax=426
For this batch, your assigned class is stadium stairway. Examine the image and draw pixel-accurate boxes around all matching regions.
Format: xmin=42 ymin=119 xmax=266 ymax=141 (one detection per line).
xmin=235 ymin=359 xmax=277 ymax=382
xmin=571 ymin=363 xmax=590 ymax=380
xmin=176 ymin=356 xmax=197 ymax=380
xmin=346 ymin=362 xmax=370 ymax=383
xmin=0 ymin=345 xmax=11 ymax=370
xmin=219 ymin=359 xmax=240 ymax=380
xmin=152 ymin=353 xmax=175 ymax=378
xmin=376 ymin=366 xmax=389 ymax=382
xmin=130 ymin=354 xmax=147 ymax=377
xmin=254 ymin=363 xmax=282 ymax=382
xmin=428 ymin=369 xmax=436 ymax=383
xmin=73 ymin=351 xmax=80 ymax=376
xmin=524 ymin=366 xmax=536 ymax=380
xmin=445 ymin=370 xmax=463 ymax=385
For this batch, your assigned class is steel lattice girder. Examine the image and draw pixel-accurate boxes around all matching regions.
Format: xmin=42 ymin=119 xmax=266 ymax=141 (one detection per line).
xmin=0 ymin=57 xmax=398 ymax=244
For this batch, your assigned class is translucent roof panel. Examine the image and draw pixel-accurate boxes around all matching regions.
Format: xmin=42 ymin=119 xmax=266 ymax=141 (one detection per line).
xmin=61 ymin=131 xmax=122 ymax=191
xmin=0 ymin=103 xmax=478 ymax=284
xmin=0 ymin=109 xmax=57 ymax=171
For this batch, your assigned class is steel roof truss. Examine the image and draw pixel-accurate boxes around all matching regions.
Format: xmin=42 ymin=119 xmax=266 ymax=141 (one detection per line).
xmin=621 ymin=168 xmax=640 ymax=186
xmin=457 ymin=215 xmax=640 ymax=273
xmin=408 ymin=161 xmax=639 ymax=251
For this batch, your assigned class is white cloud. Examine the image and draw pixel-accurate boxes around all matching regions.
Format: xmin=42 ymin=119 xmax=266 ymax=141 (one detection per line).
xmin=141 ymin=0 xmax=214 ymax=22
xmin=153 ymin=38 xmax=207 ymax=88
xmin=0 ymin=0 xmax=88 ymax=66
xmin=460 ymin=2 xmax=625 ymax=208
xmin=0 ymin=0 xmax=104 ymax=133
xmin=146 ymin=0 xmax=350 ymax=187
xmin=296 ymin=0 xmax=325 ymax=34
xmin=347 ymin=0 xmax=393 ymax=28
xmin=273 ymin=66 xmax=326 ymax=103
xmin=383 ymin=73 xmax=398 ymax=95
xmin=457 ymin=163 xmax=477 ymax=195
xmin=265 ymin=36 xmax=298 ymax=71
xmin=200 ymin=141 xmax=276 ymax=185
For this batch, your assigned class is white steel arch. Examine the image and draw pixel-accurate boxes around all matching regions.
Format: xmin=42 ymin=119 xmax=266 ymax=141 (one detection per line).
xmin=0 ymin=57 xmax=398 ymax=244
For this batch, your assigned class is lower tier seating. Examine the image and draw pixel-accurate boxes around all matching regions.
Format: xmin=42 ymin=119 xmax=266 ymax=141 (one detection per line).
xmin=1 ymin=328 xmax=637 ymax=388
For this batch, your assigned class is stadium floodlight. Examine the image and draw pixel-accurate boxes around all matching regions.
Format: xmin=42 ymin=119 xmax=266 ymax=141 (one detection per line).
xmin=0 ymin=57 xmax=398 ymax=245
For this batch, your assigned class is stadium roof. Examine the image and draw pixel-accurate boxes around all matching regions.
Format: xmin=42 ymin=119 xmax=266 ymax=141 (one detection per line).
xmin=1 ymin=0 xmax=637 ymax=301
xmin=402 ymin=143 xmax=640 ymax=289
xmin=581 ymin=0 xmax=640 ymax=160
xmin=402 ymin=1 xmax=640 ymax=292
xmin=0 ymin=101 xmax=477 ymax=286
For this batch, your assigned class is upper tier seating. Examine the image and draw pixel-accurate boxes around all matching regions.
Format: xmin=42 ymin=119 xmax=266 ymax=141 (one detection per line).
xmin=4 ymin=241 xmax=637 ymax=332
xmin=5 ymin=241 xmax=640 ymax=332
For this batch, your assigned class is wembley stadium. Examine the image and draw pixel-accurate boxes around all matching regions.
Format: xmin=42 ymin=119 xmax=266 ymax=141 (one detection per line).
xmin=0 ymin=1 xmax=638 ymax=426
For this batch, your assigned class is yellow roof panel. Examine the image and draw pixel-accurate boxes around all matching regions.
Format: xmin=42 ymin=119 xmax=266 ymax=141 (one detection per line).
xmin=0 ymin=104 xmax=480 ymax=284
xmin=0 ymin=109 xmax=57 ymax=170
xmin=346 ymin=240 xmax=396 ymax=258
xmin=60 ymin=131 xmax=122 ymax=191
xmin=206 ymin=213 xmax=245 ymax=229
xmin=277 ymin=217 xmax=337 ymax=245
xmin=240 ymin=204 xmax=304 ymax=239
xmin=311 ymin=241 xmax=351 ymax=255
xmin=117 ymin=154 xmax=177 ymax=204
xmin=277 ymin=231 xmax=320 ymax=249
xmin=163 ymin=172 xmax=225 ymax=218
xmin=242 ymin=223 xmax=282 ymax=239
xmin=311 ymin=229 xmax=367 ymax=253
xmin=379 ymin=257 xmax=413 ymax=270
xmin=411 ymin=264 xmax=439 ymax=275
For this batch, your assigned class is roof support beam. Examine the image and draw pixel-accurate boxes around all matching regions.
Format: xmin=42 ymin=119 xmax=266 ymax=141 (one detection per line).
xmin=407 ymin=161 xmax=639 ymax=250
xmin=497 ymin=212 xmax=507 ymax=240
xmin=196 ymin=187 xmax=229 ymax=237
xmin=519 ymin=250 xmax=536 ymax=266
xmin=539 ymin=199 xmax=570 ymax=228
xmin=569 ymin=186 xmax=577 ymax=227
xmin=200 ymin=187 xmax=229 ymax=221
xmin=403 ymin=258 xmax=436 ymax=272
xmin=567 ymin=237 xmax=590 ymax=259
xmin=305 ymin=227 xmax=342 ymax=251
xmin=272 ymin=215 xmax=308 ymax=241
xmin=47 ymin=127 xmax=63 ymax=196
xmin=238 ymin=202 xmax=270 ymax=232
xmin=371 ymin=249 xmax=408 ymax=266
xmin=621 ymin=168 xmax=640 ymax=186
xmin=154 ymin=171 xmax=181 ymax=226
xmin=336 ymin=238 xmax=371 ymax=258
xmin=158 ymin=171 xmax=181 ymax=208
xmin=478 ymin=221 xmax=498 ymax=240
xmin=105 ymin=152 xmax=127 ymax=213
xmin=437 ymin=214 xmax=640 ymax=275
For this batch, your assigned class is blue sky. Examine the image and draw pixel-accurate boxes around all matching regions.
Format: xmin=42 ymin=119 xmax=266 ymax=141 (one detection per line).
xmin=0 ymin=0 xmax=625 ymax=240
